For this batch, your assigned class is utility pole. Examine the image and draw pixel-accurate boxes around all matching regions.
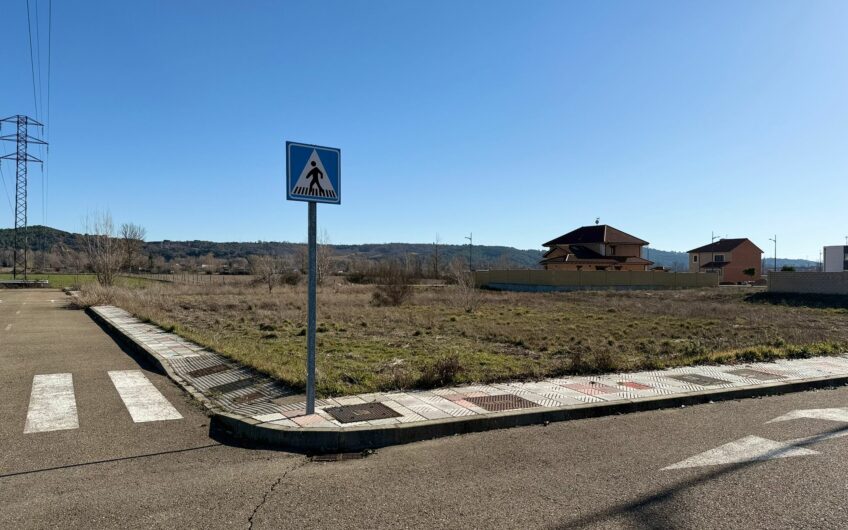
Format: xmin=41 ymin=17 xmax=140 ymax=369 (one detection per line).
xmin=465 ymin=233 xmax=473 ymax=272
xmin=1 ymin=115 xmax=47 ymax=280
xmin=769 ymin=235 xmax=777 ymax=273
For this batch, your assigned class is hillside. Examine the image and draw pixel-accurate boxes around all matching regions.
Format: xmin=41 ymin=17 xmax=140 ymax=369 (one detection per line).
xmin=0 ymin=226 xmax=819 ymax=271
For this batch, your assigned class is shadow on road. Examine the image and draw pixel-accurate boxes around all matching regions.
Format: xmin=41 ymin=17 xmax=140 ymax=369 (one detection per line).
xmin=554 ymin=423 xmax=848 ymax=529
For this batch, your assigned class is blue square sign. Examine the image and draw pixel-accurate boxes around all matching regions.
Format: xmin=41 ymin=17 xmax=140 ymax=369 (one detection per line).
xmin=286 ymin=142 xmax=341 ymax=204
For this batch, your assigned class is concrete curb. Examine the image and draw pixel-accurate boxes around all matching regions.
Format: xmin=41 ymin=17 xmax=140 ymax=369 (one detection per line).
xmin=87 ymin=307 xmax=848 ymax=454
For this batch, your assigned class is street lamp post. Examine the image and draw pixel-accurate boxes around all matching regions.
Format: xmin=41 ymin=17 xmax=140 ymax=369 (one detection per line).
xmin=769 ymin=235 xmax=777 ymax=272
xmin=465 ymin=233 xmax=473 ymax=272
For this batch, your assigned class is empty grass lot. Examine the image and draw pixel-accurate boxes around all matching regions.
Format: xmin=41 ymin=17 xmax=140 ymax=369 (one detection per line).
xmin=78 ymin=282 xmax=848 ymax=397
xmin=0 ymin=273 xmax=150 ymax=290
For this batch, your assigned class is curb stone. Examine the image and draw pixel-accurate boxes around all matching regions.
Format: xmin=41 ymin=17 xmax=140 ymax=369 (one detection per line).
xmin=87 ymin=306 xmax=848 ymax=454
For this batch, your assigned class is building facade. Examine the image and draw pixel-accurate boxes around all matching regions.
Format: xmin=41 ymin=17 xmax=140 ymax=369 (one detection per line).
xmin=687 ymin=238 xmax=763 ymax=284
xmin=824 ymin=246 xmax=848 ymax=272
xmin=540 ymin=225 xmax=653 ymax=271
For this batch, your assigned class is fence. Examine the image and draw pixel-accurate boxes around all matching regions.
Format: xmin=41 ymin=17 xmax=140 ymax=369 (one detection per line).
xmin=768 ymin=271 xmax=848 ymax=295
xmin=472 ymin=269 xmax=718 ymax=291
xmin=128 ymin=273 xmax=253 ymax=286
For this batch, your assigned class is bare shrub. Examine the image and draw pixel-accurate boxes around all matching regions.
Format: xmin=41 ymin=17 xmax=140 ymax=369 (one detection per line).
xmin=371 ymin=260 xmax=413 ymax=306
xmin=249 ymin=255 xmax=291 ymax=292
xmin=420 ymin=353 xmax=462 ymax=387
xmin=83 ymin=212 xmax=123 ymax=286
xmin=448 ymin=258 xmax=482 ymax=313
xmin=68 ymin=283 xmax=117 ymax=309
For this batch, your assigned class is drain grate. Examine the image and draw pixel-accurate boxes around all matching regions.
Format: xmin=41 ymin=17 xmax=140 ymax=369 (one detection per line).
xmin=324 ymin=402 xmax=401 ymax=423
xmin=187 ymin=364 xmax=231 ymax=378
xmin=232 ymin=391 xmax=265 ymax=404
xmin=668 ymin=374 xmax=728 ymax=386
xmin=208 ymin=378 xmax=256 ymax=394
xmin=728 ymin=368 xmax=786 ymax=381
xmin=465 ymin=394 xmax=540 ymax=412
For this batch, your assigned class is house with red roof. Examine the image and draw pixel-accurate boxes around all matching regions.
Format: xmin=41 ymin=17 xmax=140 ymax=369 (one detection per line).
xmin=540 ymin=224 xmax=653 ymax=271
xmin=687 ymin=238 xmax=763 ymax=284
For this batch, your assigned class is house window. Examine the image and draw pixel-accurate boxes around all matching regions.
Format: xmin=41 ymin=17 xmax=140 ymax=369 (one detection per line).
xmin=714 ymin=254 xmax=725 ymax=263
xmin=693 ymin=255 xmax=698 ymax=262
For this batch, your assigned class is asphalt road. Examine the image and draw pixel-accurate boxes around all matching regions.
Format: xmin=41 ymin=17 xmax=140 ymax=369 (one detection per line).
xmin=3 ymin=289 xmax=848 ymax=529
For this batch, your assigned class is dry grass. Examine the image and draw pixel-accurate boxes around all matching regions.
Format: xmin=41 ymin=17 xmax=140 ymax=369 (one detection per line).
xmin=77 ymin=282 xmax=848 ymax=397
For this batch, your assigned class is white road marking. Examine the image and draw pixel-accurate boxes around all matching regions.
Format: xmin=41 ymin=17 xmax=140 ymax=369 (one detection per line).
xmin=663 ymin=435 xmax=818 ymax=470
xmin=24 ymin=374 xmax=80 ymax=434
xmin=108 ymin=370 xmax=183 ymax=423
xmin=4 ymin=324 xmax=11 ymax=331
xmin=15 ymin=310 xmax=20 ymax=315
xmin=768 ymin=408 xmax=848 ymax=424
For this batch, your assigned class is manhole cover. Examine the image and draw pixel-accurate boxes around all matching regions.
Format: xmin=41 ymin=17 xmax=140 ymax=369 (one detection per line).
xmin=187 ymin=364 xmax=230 ymax=378
xmin=232 ymin=391 xmax=265 ymax=404
xmin=668 ymin=374 xmax=728 ymax=386
xmin=465 ymin=394 xmax=540 ymax=412
xmin=728 ymin=368 xmax=786 ymax=381
xmin=324 ymin=402 xmax=402 ymax=423
xmin=208 ymin=378 xmax=256 ymax=394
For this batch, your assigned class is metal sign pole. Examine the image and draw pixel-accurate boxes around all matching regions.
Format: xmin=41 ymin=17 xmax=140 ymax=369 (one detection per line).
xmin=286 ymin=141 xmax=339 ymax=416
xmin=306 ymin=200 xmax=318 ymax=414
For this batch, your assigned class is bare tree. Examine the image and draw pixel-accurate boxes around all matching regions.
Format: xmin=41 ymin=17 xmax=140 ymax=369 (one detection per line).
xmin=83 ymin=212 xmax=123 ymax=286
xmin=449 ymin=257 xmax=482 ymax=313
xmin=249 ymin=255 xmax=284 ymax=292
xmin=371 ymin=259 xmax=413 ymax=306
xmin=120 ymin=223 xmax=147 ymax=272
xmin=317 ymin=229 xmax=334 ymax=285
xmin=431 ymin=234 xmax=441 ymax=279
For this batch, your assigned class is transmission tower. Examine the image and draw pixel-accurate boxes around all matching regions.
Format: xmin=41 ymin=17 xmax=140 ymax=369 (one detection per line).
xmin=1 ymin=115 xmax=47 ymax=280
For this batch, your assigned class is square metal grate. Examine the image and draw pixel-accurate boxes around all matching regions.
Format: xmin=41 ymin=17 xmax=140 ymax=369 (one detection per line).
xmin=208 ymin=378 xmax=257 ymax=394
xmin=324 ymin=402 xmax=402 ymax=423
xmin=232 ymin=391 xmax=265 ymax=404
xmin=465 ymin=394 xmax=540 ymax=412
xmin=187 ymin=364 xmax=231 ymax=378
xmin=728 ymin=368 xmax=786 ymax=381
xmin=668 ymin=374 xmax=728 ymax=386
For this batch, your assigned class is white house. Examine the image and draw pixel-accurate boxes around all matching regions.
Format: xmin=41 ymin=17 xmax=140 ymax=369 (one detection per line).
xmin=823 ymin=246 xmax=848 ymax=272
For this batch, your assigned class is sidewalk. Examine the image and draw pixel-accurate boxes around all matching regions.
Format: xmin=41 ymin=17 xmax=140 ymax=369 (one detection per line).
xmin=90 ymin=305 xmax=848 ymax=453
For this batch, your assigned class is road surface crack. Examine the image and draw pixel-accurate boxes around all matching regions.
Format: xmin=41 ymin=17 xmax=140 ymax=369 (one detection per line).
xmin=247 ymin=459 xmax=306 ymax=529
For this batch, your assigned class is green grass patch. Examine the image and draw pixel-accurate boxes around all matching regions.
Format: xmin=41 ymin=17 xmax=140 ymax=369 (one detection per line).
xmin=96 ymin=283 xmax=848 ymax=397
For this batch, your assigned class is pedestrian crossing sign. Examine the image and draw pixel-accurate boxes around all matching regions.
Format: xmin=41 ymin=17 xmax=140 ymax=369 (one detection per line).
xmin=286 ymin=141 xmax=341 ymax=204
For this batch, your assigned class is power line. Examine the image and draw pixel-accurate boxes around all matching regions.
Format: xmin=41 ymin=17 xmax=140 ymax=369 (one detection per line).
xmin=34 ymin=0 xmax=44 ymax=119
xmin=25 ymin=0 xmax=40 ymax=119
xmin=45 ymin=0 xmax=52 ymax=225
xmin=0 ymin=162 xmax=14 ymax=212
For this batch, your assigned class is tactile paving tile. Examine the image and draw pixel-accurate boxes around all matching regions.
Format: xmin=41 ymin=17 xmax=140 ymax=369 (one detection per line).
xmin=727 ymin=368 xmax=786 ymax=381
xmin=667 ymin=373 xmax=729 ymax=386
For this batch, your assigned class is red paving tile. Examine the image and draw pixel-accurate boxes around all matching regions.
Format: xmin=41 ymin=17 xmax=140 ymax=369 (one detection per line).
xmin=618 ymin=381 xmax=652 ymax=390
xmin=562 ymin=383 xmax=619 ymax=395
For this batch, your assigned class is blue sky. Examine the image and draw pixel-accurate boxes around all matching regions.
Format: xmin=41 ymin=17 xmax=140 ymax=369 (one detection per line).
xmin=2 ymin=1 xmax=846 ymax=259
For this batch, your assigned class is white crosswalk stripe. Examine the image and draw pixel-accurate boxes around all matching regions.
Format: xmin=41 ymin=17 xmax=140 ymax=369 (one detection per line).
xmin=24 ymin=373 xmax=79 ymax=434
xmin=108 ymin=370 xmax=183 ymax=423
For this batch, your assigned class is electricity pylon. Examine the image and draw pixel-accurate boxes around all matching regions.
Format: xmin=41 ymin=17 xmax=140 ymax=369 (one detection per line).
xmin=1 ymin=115 xmax=47 ymax=279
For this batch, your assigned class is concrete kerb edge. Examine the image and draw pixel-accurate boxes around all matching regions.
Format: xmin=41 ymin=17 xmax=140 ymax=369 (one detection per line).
xmin=85 ymin=307 xmax=221 ymax=415
xmin=86 ymin=306 xmax=848 ymax=454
